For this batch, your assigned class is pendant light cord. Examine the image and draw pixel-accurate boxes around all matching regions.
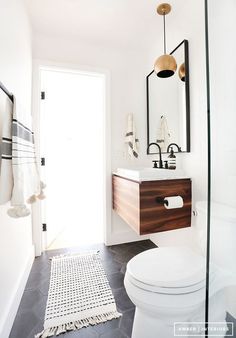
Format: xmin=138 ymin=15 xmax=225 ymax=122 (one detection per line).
xmin=163 ymin=13 xmax=167 ymax=54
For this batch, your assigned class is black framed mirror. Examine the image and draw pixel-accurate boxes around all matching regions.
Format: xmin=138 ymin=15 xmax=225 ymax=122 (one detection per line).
xmin=146 ymin=39 xmax=190 ymax=154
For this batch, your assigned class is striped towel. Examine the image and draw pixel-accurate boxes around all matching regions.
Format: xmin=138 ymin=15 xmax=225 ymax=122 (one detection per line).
xmin=125 ymin=113 xmax=139 ymax=159
xmin=0 ymin=94 xmax=45 ymax=217
xmin=9 ymin=98 xmax=46 ymax=217
xmin=0 ymin=92 xmax=14 ymax=204
xmin=156 ymin=115 xmax=171 ymax=152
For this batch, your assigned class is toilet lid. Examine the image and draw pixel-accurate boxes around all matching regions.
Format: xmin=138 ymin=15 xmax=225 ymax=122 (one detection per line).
xmin=127 ymin=247 xmax=206 ymax=289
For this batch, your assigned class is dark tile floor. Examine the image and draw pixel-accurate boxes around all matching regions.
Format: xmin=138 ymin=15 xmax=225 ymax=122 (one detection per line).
xmin=9 ymin=240 xmax=156 ymax=338
xmin=226 ymin=313 xmax=236 ymax=338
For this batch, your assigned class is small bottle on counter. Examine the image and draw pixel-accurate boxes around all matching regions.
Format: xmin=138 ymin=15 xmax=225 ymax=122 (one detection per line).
xmin=168 ymin=147 xmax=176 ymax=170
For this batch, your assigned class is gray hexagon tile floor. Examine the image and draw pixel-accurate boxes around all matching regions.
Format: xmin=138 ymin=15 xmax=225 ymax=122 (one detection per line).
xmin=9 ymin=240 xmax=156 ymax=338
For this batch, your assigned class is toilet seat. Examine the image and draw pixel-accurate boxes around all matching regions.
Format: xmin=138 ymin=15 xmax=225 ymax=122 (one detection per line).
xmin=126 ymin=247 xmax=209 ymax=295
xmin=126 ymin=273 xmax=208 ymax=294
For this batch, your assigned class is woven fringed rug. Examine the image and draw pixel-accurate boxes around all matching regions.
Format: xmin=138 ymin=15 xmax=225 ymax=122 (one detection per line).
xmin=35 ymin=252 xmax=122 ymax=338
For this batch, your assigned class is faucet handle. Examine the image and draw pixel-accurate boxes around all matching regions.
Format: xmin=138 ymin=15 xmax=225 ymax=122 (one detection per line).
xmin=152 ymin=160 xmax=158 ymax=168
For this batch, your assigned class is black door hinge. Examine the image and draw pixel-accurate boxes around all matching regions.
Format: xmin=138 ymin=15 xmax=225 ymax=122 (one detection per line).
xmin=41 ymin=91 xmax=45 ymax=100
xmin=41 ymin=157 xmax=45 ymax=166
xmin=42 ymin=223 xmax=47 ymax=232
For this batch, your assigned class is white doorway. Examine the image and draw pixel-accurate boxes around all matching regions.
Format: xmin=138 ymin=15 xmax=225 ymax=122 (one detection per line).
xmin=39 ymin=67 xmax=106 ymax=250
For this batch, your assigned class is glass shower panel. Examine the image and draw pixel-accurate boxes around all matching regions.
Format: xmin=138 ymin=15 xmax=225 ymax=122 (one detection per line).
xmin=207 ymin=0 xmax=236 ymax=337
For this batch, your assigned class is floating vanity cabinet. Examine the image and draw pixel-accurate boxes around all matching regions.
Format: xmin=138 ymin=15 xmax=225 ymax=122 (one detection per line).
xmin=112 ymin=175 xmax=192 ymax=235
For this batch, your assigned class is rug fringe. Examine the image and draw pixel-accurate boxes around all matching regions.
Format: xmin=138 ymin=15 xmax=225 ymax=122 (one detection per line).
xmin=49 ymin=250 xmax=99 ymax=260
xmin=35 ymin=311 xmax=122 ymax=338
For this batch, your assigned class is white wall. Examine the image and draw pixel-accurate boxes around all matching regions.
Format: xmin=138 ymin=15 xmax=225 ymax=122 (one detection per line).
xmin=148 ymin=1 xmax=208 ymax=248
xmin=0 ymin=1 xmax=34 ymax=337
xmin=32 ymin=0 xmax=208 ymax=248
xmin=208 ymin=0 xmax=236 ymax=208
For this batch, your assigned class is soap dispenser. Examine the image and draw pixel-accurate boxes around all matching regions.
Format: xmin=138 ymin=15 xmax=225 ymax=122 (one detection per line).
xmin=168 ymin=147 xmax=176 ymax=170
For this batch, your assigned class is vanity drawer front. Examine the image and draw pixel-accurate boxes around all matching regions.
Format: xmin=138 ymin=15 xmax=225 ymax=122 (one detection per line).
xmin=140 ymin=179 xmax=192 ymax=235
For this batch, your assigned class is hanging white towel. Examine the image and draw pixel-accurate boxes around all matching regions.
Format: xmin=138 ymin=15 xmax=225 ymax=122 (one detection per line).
xmin=156 ymin=115 xmax=171 ymax=152
xmin=0 ymin=92 xmax=14 ymax=204
xmin=125 ymin=113 xmax=139 ymax=159
xmin=7 ymin=97 xmax=45 ymax=218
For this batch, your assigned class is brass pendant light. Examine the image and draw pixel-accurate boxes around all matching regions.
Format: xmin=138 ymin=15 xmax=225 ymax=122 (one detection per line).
xmin=178 ymin=63 xmax=185 ymax=82
xmin=154 ymin=3 xmax=177 ymax=78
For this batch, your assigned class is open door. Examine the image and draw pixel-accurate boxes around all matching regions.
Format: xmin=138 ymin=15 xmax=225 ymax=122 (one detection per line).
xmin=40 ymin=67 xmax=105 ymax=250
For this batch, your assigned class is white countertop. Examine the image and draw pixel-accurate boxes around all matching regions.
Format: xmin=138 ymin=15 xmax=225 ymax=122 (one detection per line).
xmin=113 ymin=167 xmax=190 ymax=182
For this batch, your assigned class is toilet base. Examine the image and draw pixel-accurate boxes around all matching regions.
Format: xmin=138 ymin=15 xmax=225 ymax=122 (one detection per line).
xmin=132 ymin=308 xmax=174 ymax=338
xmin=131 ymin=308 xmax=227 ymax=338
xmin=131 ymin=291 xmax=227 ymax=338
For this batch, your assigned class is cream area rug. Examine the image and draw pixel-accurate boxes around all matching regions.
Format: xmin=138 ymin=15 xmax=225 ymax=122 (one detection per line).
xmin=35 ymin=252 xmax=122 ymax=338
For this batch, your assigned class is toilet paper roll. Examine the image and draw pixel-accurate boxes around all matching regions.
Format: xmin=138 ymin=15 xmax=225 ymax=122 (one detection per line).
xmin=164 ymin=196 xmax=184 ymax=209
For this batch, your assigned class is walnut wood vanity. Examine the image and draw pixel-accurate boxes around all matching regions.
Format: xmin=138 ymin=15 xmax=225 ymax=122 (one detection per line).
xmin=112 ymin=174 xmax=192 ymax=235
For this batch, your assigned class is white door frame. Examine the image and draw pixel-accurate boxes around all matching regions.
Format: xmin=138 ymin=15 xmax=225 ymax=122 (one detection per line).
xmin=31 ymin=60 xmax=111 ymax=256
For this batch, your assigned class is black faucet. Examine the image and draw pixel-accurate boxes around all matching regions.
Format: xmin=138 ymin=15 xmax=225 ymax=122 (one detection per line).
xmin=167 ymin=143 xmax=182 ymax=153
xmin=147 ymin=143 xmax=163 ymax=169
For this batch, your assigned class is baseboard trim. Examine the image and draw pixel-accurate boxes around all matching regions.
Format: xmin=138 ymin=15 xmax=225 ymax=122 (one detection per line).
xmin=0 ymin=245 xmax=35 ymax=338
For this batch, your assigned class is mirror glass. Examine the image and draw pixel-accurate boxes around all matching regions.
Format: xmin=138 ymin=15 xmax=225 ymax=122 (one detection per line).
xmin=147 ymin=40 xmax=190 ymax=154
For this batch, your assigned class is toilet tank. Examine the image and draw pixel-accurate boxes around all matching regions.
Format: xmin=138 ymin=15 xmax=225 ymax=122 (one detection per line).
xmin=196 ymin=201 xmax=236 ymax=272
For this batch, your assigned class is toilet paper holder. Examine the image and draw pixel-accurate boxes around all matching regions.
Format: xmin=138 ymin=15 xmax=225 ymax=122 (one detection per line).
xmin=155 ymin=196 xmax=184 ymax=209
xmin=156 ymin=197 xmax=169 ymax=206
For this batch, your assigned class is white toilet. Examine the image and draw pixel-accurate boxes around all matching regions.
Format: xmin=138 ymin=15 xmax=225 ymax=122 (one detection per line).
xmin=124 ymin=201 xmax=236 ymax=338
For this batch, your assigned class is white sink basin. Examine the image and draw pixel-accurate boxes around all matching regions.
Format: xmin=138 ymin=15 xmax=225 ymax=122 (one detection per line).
xmin=115 ymin=167 xmax=188 ymax=181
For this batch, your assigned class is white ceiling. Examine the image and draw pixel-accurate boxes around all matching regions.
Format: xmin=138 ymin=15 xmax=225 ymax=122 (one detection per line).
xmin=24 ymin=0 xmax=193 ymax=49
